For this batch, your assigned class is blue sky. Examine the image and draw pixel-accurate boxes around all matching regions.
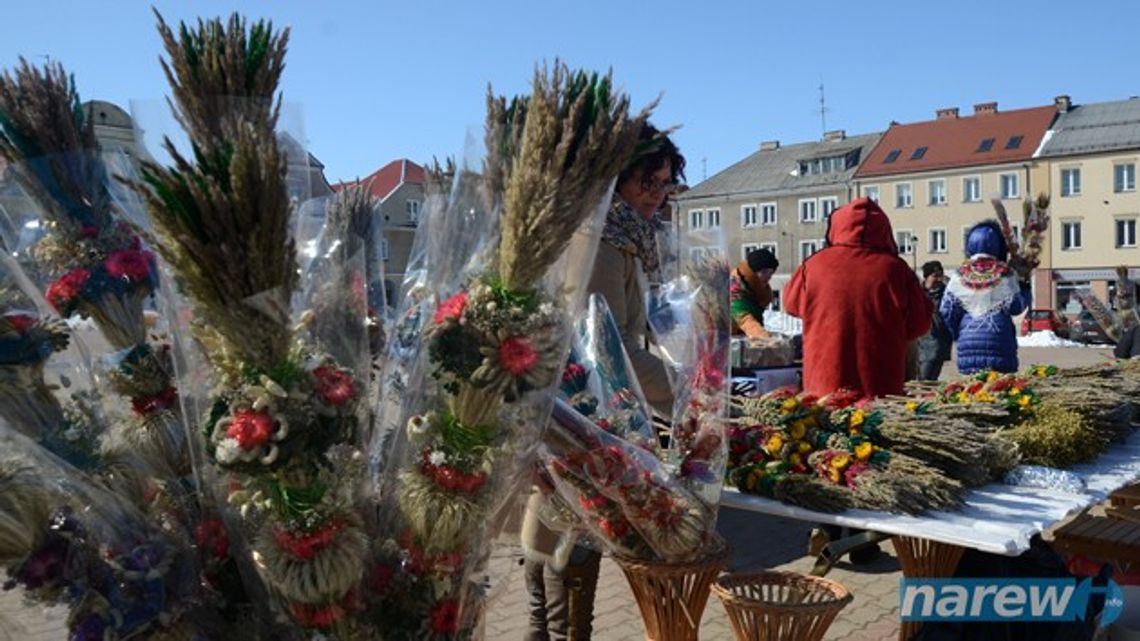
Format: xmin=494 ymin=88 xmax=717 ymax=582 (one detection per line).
xmin=0 ymin=1 xmax=1135 ymax=184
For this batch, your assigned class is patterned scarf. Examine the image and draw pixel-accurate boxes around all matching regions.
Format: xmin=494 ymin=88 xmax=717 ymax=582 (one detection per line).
xmin=946 ymin=256 xmax=1021 ymax=317
xmin=601 ymin=198 xmax=661 ymax=283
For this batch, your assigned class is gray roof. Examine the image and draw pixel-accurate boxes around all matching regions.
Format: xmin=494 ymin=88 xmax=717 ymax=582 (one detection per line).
xmin=1037 ymin=98 xmax=1140 ymax=157
xmin=679 ymin=131 xmax=883 ymax=202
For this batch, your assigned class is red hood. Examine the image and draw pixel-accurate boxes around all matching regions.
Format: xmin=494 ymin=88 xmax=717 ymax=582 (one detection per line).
xmin=825 ymin=197 xmax=898 ymax=253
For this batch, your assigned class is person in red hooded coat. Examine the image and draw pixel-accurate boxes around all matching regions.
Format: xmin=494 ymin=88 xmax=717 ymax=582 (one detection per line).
xmin=785 ymin=197 xmax=932 ymax=398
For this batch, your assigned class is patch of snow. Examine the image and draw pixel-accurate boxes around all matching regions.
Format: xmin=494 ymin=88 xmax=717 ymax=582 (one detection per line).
xmin=1017 ymin=330 xmax=1089 ymax=348
xmin=764 ymin=310 xmax=802 ymax=335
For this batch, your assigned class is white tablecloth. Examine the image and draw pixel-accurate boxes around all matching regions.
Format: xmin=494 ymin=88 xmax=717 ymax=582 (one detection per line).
xmin=720 ymin=430 xmax=1140 ymax=556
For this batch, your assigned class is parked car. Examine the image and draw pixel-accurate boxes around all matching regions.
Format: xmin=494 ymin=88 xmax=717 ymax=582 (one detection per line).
xmin=1020 ymin=309 xmax=1070 ymax=338
xmin=1069 ymin=311 xmax=1114 ymax=344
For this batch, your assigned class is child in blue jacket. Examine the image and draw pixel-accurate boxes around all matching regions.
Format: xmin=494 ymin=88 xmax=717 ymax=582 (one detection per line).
xmin=940 ymin=221 xmax=1032 ymax=374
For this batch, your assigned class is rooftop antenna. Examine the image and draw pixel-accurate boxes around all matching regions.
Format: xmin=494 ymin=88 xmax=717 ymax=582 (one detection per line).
xmin=702 ymin=156 xmax=707 ymax=182
xmin=818 ymin=82 xmax=829 ymax=138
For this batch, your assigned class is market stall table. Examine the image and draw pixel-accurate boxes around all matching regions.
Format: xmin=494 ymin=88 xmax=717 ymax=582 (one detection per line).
xmin=719 ymin=430 xmax=1140 ymax=640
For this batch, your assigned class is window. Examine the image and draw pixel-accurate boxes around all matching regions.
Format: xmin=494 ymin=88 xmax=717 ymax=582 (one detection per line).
xmin=689 ymin=247 xmax=705 ymax=261
xmin=929 ymin=228 xmax=948 ymax=253
xmin=1117 ymin=219 xmax=1137 ymax=248
xmin=883 ymin=149 xmax=901 ymax=164
xmin=819 ymin=197 xmax=839 ymax=219
xmin=689 ymin=209 xmax=703 ymax=229
xmin=798 ymin=154 xmax=852 ymax=176
xmin=963 ymin=176 xmax=981 ymax=202
xmin=799 ymin=199 xmax=818 ymax=223
xmin=799 ymin=240 xmax=821 ymax=262
xmin=928 ymin=180 xmax=946 ymax=205
xmin=895 ymin=231 xmax=915 ymax=255
xmin=977 ymin=138 xmax=995 ymax=152
xmin=1004 ymin=135 xmax=1023 ymax=150
xmin=962 ymin=226 xmax=972 ymax=249
xmin=863 ymin=185 xmax=880 ymax=202
xmin=381 ymin=237 xmax=390 ymax=260
xmin=706 ymin=208 xmax=721 ymax=228
xmin=1115 ymin=163 xmax=1136 ymax=193
xmin=1061 ymin=168 xmax=1081 ymax=197
xmin=406 ymin=199 xmax=421 ymax=223
xmin=896 ymin=183 xmax=913 ymax=208
xmin=1061 ymin=221 xmax=1082 ymax=251
xmin=760 ymin=202 xmax=778 ymax=226
xmin=759 ymin=242 xmax=779 ymax=258
xmin=741 ymin=204 xmax=758 ymax=228
xmin=741 ymin=242 xmax=760 ymax=260
xmin=1000 ymin=173 xmax=1020 ymax=199
xmin=910 ymin=147 xmax=928 ymax=160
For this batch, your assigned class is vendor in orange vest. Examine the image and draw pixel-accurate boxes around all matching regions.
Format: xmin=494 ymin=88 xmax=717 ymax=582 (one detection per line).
xmin=731 ymin=248 xmax=779 ymax=338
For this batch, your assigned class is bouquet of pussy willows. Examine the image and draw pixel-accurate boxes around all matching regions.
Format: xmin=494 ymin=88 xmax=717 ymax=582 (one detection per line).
xmin=0 ymin=422 xmax=213 ymax=640
xmin=0 ymin=59 xmax=189 ymax=477
xmin=533 ymin=295 xmax=713 ymax=563
xmin=368 ymin=63 xmax=650 ymax=640
xmin=128 ymin=13 xmax=374 ymax=636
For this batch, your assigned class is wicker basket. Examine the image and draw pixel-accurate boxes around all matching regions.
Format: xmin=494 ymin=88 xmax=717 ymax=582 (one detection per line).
xmin=711 ymin=571 xmax=853 ymax=641
xmin=614 ymin=538 xmax=731 ymax=641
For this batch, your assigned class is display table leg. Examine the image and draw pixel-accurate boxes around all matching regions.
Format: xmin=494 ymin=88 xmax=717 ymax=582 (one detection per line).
xmin=891 ymin=536 xmax=964 ymax=641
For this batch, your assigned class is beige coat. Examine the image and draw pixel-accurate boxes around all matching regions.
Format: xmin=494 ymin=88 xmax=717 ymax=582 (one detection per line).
xmin=586 ymin=242 xmax=674 ymax=416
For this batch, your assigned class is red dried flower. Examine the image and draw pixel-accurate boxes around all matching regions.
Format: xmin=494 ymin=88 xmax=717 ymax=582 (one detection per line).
xmin=366 ymin=563 xmax=394 ymax=595
xmin=562 ymin=362 xmax=587 ymax=384
xmin=131 ymin=387 xmax=178 ymax=416
xmin=499 ymin=337 xmax=539 ymax=376
xmin=80 ymin=225 xmax=100 ymax=239
xmin=433 ymin=290 xmax=468 ymax=325
xmin=45 ymin=268 xmax=90 ymax=312
xmin=289 ymin=601 xmax=348 ymax=628
xmin=225 ymin=409 xmax=276 ymax=450
xmin=193 ymin=519 xmax=230 ymax=560
xmin=4 ymin=313 xmax=36 ymax=333
xmin=272 ymin=520 xmax=344 ymax=561
xmin=105 ymin=249 xmax=154 ymax=283
xmin=313 ymin=366 xmax=356 ymax=406
xmin=430 ymin=599 xmax=461 ymax=634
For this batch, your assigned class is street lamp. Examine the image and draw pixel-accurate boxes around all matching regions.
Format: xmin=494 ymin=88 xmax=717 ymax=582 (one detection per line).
xmin=910 ymin=234 xmax=918 ymax=271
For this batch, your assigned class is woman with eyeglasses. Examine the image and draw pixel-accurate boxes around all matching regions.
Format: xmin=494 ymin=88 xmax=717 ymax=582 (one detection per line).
xmin=522 ymin=123 xmax=685 ymax=641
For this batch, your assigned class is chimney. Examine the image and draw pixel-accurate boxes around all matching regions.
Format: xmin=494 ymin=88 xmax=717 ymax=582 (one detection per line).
xmin=823 ymin=129 xmax=846 ymax=142
xmin=1054 ymin=94 xmax=1072 ymax=113
xmin=760 ymin=140 xmax=780 ymax=151
xmin=973 ymin=102 xmax=998 ymax=116
xmin=936 ymin=107 xmax=959 ymax=120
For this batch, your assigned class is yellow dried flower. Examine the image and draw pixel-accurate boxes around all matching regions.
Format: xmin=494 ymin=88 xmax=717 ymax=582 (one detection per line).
xmin=850 ymin=409 xmax=866 ymax=426
xmin=855 ymin=441 xmax=873 ymax=461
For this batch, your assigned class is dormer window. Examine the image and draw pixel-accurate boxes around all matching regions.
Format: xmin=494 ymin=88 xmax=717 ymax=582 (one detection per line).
xmin=1005 ymin=135 xmax=1023 ymax=150
xmin=977 ymin=138 xmax=995 ymax=152
xmin=909 ymin=146 xmax=928 ymax=160
xmin=883 ymin=149 xmax=901 ymax=164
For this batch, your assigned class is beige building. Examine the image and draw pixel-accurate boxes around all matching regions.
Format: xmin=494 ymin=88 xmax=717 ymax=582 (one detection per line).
xmin=1036 ymin=96 xmax=1140 ymax=311
xmin=853 ymin=101 xmax=1061 ymax=303
xmin=676 ymin=130 xmax=882 ymax=305
xmin=333 ymin=159 xmax=425 ymax=304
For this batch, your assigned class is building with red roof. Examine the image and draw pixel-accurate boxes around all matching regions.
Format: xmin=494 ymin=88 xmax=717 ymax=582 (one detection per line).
xmin=853 ymin=100 xmax=1063 ymax=303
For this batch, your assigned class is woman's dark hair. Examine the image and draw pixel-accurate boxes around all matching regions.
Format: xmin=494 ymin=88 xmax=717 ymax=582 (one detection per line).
xmin=618 ymin=123 xmax=686 ymax=187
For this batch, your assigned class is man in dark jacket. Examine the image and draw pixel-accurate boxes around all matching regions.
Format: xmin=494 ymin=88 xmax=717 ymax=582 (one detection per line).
xmin=917 ymin=261 xmax=953 ymax=381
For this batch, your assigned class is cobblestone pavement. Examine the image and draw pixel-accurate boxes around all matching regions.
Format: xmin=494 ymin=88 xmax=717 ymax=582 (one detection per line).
xmin=0 ymin=346 xmax=1115 ymax=639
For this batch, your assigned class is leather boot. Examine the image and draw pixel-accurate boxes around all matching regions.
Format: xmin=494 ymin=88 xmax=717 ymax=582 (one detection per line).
xmin=524 ymin=558 xmax=551 ymax=641
xmin=545 ymin=546 xmax=602 ymax=641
